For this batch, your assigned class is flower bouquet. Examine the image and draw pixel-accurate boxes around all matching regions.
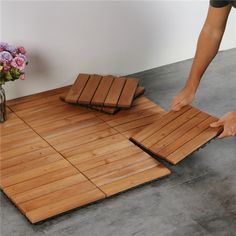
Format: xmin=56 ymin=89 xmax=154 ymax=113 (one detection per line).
xmin=0 ymin=42 xmax=28 ymax=122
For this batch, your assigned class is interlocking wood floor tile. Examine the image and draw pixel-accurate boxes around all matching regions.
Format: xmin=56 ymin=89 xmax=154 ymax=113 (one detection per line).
xmin=3 ymin=86 xmax=171 ymax=223
xmin=64 ymin=74 xmax=139 ymax=108
xmin=130 ymin=105 xmax=223 ymax=164
xmin=63 ymin=134 xmax=171 ymax=196
xmin=60 ymin=86 xmax=145 ymax=114
xmin=0 ymin=109 xmax=105 ymax=223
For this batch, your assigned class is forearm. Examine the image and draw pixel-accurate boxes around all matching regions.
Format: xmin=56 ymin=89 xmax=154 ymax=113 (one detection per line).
xmin=186 ymin=26 xmax=224 ymax=92
xmin=185 ymin=6 xmax=231 ymax=93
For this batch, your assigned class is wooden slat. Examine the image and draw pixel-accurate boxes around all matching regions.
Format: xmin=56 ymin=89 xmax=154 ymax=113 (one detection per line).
xmin=141 ymin=107 xmax=200 ymax=148
xmin=117 ymin=78 xmax=139 ymax=108
xmin=166 ymin=123 xmax=222 ymax=164
xmin=77 ymin=144 xmax=140 ymax=172
xmin=158 ymin=117 xmax=220 ymax=162
xmin=0 ymin=159 xmax=71 ymax=188
xmin=4 ymin=166 xmax=78 ymax=196
xmin=131 ymin=105 xmax=191 ymax=143
xmin=12 ymin=174 xmax=87 ymax=204
xmin=53 ymin=128 xmax=118 ymax=152
xmin=103 ymin=77 xmax=126 ymax=107
xmin=25 ymin=188 xmax=104 ymax=223
xmin=83 ymin=152 xmax=152 ymax=180
xmin=1 ymin=153 xmax=62 ymax=179
xmin=78 ymin=75 xmax=102 ymax=104
xmin=0 ymin=147 xmax=54 ymax=169
xmin=0 ymin=140 xmax=49 ymax=161
xmin=91 ymin=75 xmax=114 ymax=106
xmin=150 ymin=112 xmax=209 ymax=154
xmin=65 ymin=74 xmax=90 ymax=103
xmin=100 ymin=166 xmax=170 ymax=196
xmin=18 ymin=181 xmax=98 ymax=213
xmin=131 ymin=106 xmax=223 ymax=165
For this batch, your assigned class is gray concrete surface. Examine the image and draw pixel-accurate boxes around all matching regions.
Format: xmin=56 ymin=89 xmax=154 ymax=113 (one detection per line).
xmin=1 ymin=48 xmax=235 ymax=236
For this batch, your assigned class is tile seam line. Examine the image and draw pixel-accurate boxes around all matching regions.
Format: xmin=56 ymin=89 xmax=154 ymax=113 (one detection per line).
xmin=92 ymin=107 xmax=173 ymax=175
xmin=6 ymin=105 xmax=107 ymax=197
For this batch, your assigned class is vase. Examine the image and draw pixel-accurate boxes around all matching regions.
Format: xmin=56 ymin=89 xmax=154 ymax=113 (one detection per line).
xmin=0 ymin=84 xmax=6 ymax=123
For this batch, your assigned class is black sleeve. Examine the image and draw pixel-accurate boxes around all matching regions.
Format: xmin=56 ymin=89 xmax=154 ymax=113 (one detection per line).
xmin=210 ymin=0 xmax=230 ymax=7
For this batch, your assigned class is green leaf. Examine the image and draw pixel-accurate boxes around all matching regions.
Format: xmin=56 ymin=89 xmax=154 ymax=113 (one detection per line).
xmin=5 ymin=71 xmax=13 ymax=81
xmin=10 ymin=68 xmax=21 ymax=80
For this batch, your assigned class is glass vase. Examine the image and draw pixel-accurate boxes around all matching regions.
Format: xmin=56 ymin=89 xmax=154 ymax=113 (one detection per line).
xmin=0 ymin=84 xmax=6 ymax=123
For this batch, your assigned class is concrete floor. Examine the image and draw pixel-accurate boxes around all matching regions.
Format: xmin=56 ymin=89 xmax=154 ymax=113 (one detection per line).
xmin=1 ymin=48 xmax=236 ymax=236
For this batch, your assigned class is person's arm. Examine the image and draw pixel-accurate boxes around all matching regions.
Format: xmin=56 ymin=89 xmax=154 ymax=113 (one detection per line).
xmin=171 ymin=5 xmax=231 ymax=111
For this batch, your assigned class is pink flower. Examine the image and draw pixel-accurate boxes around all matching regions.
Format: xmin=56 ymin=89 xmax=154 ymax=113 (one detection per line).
xmin=11 ymin=56 xmax=25 ymax=71
xmin=17 ymin=46 xmax=26 ymax=54
xmin=20 ymin=74 xmax=26 ymax=80
xmin=3 ymin=62 xmax=10 ymax=72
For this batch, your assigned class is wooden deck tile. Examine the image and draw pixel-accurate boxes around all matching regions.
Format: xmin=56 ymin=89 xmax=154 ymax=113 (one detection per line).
xmin=131 ymin=105 xmax=223 ymax=164
xmin=60 ymin=86 xmax=145 ymax=114
xmin=0 ymin=109 xmax=105 ymax=223
xmin=2 ymin=85 xmax=171 ymax=223
xmin=64 ymin=134 xmax=171 ymax=196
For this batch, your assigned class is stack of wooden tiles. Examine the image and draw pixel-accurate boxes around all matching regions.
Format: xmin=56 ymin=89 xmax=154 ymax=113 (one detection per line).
xmin=1 ymin=86 xmax=171 ymax=223
xmin=63 ymin=74 xmax=141 ymax=114
xmin=130 ymin=105 xmax=223 ymax=164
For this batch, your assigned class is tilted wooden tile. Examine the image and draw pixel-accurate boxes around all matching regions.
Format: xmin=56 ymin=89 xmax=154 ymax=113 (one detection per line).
xmin=130 ymin=105 xmax=223 ymax=164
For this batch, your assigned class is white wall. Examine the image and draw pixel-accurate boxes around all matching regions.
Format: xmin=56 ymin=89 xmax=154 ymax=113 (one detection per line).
xmin=1 ymin=0 xmax=236 ymax=100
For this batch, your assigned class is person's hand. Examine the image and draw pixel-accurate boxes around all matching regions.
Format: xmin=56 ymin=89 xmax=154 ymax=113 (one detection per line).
xmin=210 ymin=110 xmax=236 ymax=139
xmin=171 ymin=86 xmax=196 ymax=111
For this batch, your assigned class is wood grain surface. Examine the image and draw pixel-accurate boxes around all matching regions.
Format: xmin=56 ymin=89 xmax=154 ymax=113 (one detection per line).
xmin=1 ymin=86 xmax=170 ymax=223
xmin=131 ymin=105 xmax=223 ymax=164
